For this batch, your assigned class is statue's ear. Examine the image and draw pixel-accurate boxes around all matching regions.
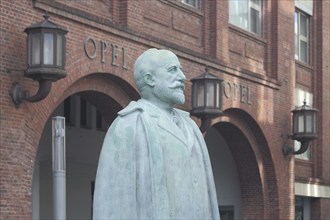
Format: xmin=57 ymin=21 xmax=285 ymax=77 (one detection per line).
xmin=143 ymin=72 xmax=155 ymax=87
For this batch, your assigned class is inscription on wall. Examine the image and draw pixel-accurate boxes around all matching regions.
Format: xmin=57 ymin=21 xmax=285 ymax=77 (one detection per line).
xmin=223 ymin=81 xmax=252 ymax=105
xmin=84 ymin=37 xmax=129 ymax=70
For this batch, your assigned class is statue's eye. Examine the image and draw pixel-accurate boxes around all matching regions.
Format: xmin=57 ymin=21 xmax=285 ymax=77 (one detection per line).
xmin=168 ymin=66 xmax=177 ymax=72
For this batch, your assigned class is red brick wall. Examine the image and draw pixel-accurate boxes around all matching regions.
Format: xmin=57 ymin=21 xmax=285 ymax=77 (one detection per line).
xmin=314 ymin=0 xmax=330 ymax=183
xmin=311 ymin=198 xmax=330 ymax=220
xmin=1 ymin=0 xmax=329 ymax=219
xmin=312 ymin=2 xmax=330 ymax=218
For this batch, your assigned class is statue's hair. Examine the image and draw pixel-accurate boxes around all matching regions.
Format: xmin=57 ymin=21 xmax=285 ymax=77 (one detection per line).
xmin=134 ymin=48 xmax=176 ymax=93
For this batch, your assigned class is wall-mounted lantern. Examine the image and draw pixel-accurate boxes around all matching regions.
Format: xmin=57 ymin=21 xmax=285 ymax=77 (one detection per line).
xmin=190 ymin=67 xmax=223 ymax=133
xmin=283 ymin=101 xmax=319 ymax=156
xmin=10 ymin=13 xmax=68 ymax=108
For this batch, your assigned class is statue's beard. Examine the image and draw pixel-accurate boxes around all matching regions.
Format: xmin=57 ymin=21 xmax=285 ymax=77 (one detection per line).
xmin=153 ymin=85 xmax=185 ymax=106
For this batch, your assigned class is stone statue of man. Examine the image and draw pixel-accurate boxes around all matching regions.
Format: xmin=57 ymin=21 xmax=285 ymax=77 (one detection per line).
xmin=93 ymin=48 xmax=220 ymax=220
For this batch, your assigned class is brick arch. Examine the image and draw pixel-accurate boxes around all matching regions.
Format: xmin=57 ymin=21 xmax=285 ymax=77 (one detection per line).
xmin=21 ymin=72 xmax=139 ymax=218
xmin=211 ymin=108 xmax=279 ymax=220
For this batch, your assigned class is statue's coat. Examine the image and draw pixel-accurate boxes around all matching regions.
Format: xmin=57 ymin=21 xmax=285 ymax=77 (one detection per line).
xmin=93 ymin=99 xmax=220 ymax=219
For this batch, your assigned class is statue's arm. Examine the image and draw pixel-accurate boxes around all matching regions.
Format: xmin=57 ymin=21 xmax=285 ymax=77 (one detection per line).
xmin=93 ymin=114 xmax=139 ymax=219
xmin=188 ymin=118 xmax=221 ymax=220
xmin=135 ymin=114 xmax=153 ymax=219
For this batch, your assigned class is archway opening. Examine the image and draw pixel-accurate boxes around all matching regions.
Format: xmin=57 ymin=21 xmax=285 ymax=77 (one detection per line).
xmin=32 ymin=91 xmax=122 ymax=219
xmin=205 ymin=118 xmax=266 ymax=220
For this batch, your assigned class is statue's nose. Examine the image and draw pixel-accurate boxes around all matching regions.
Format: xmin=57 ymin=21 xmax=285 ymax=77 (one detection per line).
xmin=178 ymin=69 xmax=186 ymax=81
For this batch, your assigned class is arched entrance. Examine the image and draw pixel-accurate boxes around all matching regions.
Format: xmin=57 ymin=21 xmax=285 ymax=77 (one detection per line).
xmin=205 ymin=108 xmax=279 ymax=220
xmin=31 ymin=74 xmax=139 ymax=219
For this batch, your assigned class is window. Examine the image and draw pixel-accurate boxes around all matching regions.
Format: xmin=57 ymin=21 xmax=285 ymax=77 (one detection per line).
xmin=229 ymin=0 xmax=262 ymax=35
xmin=219 ymin=206 xmax=235 ymax=220
xmin=295 ymin=10 xmax=310 ymax=64
xmin=295 ymin=196 xmax=311 ymax=220
xmin=63 ymin=96 xmax=75 ymax=126
xmin=295 ymin=197 xmax=304 ymax=220
xmin=182 ymin=0 xmax=199 ymax=8
xmin=96 ymin=110 xmax=109 ymax=131
xmin=80 ymin=97 xmax=91 ymax=128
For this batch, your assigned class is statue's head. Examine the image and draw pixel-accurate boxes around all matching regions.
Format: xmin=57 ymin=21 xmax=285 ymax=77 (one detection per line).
xmin=134 ymin=48 xmax=186 ymax=106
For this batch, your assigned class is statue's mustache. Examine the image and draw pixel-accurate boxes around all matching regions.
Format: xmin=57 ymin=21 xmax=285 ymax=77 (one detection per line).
xmin=168 ymin=83 xmax=185 ymax=90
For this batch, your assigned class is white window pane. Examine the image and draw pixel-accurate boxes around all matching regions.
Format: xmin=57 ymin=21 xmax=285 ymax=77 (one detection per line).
xmin=251 ymin=0 xmax=260 ymax=5
xmin=295 ymin=33 xmax=299 ymax=59
xmin=229 ymin=0 xmax=249 ymax=30
xmin=44 ymin=33 xmax=54 ymax=65
xmin=295 ymin=10 xmax=310 ymax=63
xmin=300 ymin=40 xmax=308 ymax=63
xmin=250 ymin=7 xmax=260 ymax=34
xmin=295 ymin=139 xmax=311 ymax=159
xmin=294 ymin=12 xmax=299 ymax=35
xmin=230 ymin=0 xmax=262 ymax=35
xmin=300 ymin=13 xmax=308 ymax=37
xmin=182 ymin=0 xmax=198 ymax=8
xmin=239 ymin=3 xmax=249 ymax=30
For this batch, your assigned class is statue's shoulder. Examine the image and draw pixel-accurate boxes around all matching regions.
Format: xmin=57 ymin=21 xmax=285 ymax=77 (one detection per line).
xmin=108 ymin=101 xmax=144 ymax=134
xmin=118 ymin=101 xmax=144 ymax=117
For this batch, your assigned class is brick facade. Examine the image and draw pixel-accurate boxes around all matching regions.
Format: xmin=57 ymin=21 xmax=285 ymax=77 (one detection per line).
xmin=1 ymin=0 xmax=329 ymax=219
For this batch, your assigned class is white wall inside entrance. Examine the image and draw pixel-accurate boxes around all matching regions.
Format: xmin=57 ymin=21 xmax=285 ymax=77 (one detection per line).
xmin=33 ymin=95 xmax=108 ymax=219
xmin=205 ymin=126 xmax=242 ymax=219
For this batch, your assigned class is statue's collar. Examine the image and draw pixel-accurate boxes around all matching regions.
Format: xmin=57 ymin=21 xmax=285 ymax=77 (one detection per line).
xmin=138 ymin=99 xmax=190 ymax=118
xmin=118 ymin=99 xmax=190 ymax=118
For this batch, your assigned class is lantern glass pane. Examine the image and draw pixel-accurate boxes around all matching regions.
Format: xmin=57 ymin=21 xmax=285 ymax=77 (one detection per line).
xmin=298 ymin=114 xmax=304 ymax=132
xmin=57 ymin=34 xmax=63 ymax=66
xmin=216 ymin=83 xmax=220 ymax=108
xmin=197 ymin=83 xmax=204 ymax=107
xmin=192 ymin=83 xmax=197 ymax=108
xmin=206 ymin=82 xmax=215 ymax=107
xmin=306 ymin=113 xmax=313 ymax=133
xmin=31 ymin=33 xmax=41 ymax=65
xmin=44 ymin=33 xmax=54 ymax=65
xmin=314 ymin=116 xmax=317 ymax=133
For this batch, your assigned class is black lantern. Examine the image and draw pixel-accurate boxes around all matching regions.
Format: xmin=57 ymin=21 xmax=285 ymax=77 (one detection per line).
xmin=191 ymin=67 xmax=223 ymax=133
xmin=283 ymin=101 xmax=319 ymax=156
xmin=10 ymin=13 xmax=68 ymax=108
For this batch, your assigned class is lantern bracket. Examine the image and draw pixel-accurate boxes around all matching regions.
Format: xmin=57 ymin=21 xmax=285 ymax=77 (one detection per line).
xmin=199 ymin=118 xmax=211 ymax=134
xmin=283 ymin=140 xmax=310 ymax=157
xmin=10 ymin=80 xmax=52 ymax=108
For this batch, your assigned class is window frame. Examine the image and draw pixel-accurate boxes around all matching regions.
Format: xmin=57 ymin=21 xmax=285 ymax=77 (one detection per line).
xmin=181 ymin=0 xmax=199 ymax=9
xmin=295 ymin=9 xmax=310 ymax=64
xmin=63 ymin=96 xmax=76 ymax=126
xmin=229 ymin=0 xmax=263 ymax=36
xmin=96 ymin=110 xmax=109 ymax=131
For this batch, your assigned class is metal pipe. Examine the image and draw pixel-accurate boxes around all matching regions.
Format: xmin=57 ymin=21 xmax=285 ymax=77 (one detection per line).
xmin=52 ymin=117 xmax=66 ymax=220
